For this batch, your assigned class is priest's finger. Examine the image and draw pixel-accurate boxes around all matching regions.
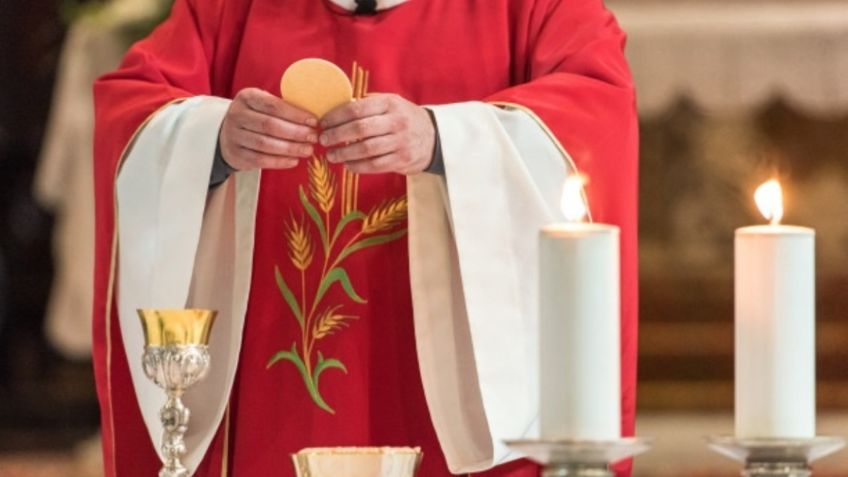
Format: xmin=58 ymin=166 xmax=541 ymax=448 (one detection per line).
xmin=238 ymin=129 xmax=314 ymax=158
xmin=238 ymin=87 xmax=318 ymax=127
xmin=320 ymin=94 xmax=392 ymax=129
xmin=344 ymin=154 xmax=398 ymax=174
xmin=327 ymin=135 xmax=397 ymax=163
xmin=237 ymin=146 xmax=299 ymax=170
xmin=320 ymin=115 xmax=395 ymax=147
xmin=238 ymin=109 xmax=317 ymax=144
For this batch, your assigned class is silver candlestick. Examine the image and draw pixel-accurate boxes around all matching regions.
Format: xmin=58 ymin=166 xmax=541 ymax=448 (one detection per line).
xmin=707 ymin=436 xmax=845 ymax=477
xmin=139 ymin=309 xmax=217 ymax=477
xmin=505 ymin=438 xmax=652 ymax=477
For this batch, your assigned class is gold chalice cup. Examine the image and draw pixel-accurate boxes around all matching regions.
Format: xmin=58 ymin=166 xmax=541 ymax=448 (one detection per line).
xmin=292 ymin=447 xmax=423 ymax=477
xmin=139 ymin=308 xmax=217 ymax=477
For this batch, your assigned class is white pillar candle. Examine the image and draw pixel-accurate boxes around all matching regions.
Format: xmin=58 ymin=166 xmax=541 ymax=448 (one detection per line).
xmin=539 ymin=177 xmax=621 ymax=440
xmin=735 ymin=180 xmax=816 ymax=438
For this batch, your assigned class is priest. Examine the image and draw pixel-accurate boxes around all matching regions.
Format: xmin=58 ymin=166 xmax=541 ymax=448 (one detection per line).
xmin=92 ymin=0 xmax=639 ymax=476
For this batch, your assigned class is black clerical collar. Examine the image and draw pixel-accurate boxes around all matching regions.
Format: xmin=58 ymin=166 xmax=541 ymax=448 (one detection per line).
xmin=327 ymin=0 xmax=408 ymax=14
xmin=355 ymin=0 xmax=377 ymax=14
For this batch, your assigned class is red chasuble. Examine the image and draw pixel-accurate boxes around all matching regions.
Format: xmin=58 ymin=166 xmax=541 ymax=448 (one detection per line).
xmin=92 ymin=0 xmax=638 ymax=476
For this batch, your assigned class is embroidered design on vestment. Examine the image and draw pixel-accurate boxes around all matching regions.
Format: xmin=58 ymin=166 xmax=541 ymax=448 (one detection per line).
xmin=267 ymin=62 xmax=408 ymax=414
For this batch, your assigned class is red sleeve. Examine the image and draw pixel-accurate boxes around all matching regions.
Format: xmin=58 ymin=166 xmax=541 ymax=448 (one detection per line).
xmin=91 ymin=0 xmax=223 ymax=468
xmin=488 ymin=0 xmax=639 ymax=459
xmin=93 ymin=0 xmax=219 ymax=174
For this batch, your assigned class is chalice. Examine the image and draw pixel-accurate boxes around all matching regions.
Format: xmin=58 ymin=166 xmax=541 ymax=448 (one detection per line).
xmin=138 ymin=308 xmax=217 ymax=477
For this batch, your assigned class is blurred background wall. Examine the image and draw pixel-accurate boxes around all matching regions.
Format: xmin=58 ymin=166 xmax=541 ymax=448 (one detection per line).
xmin=0 ymin=0 xmax=846 ymax=476
xmin=613 ymin=1 xmax=848 ymax=475
xmin=0 ymin=0 xmax=100 ymax=466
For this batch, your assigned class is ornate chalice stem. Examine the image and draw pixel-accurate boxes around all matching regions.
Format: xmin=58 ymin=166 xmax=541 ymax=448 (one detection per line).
xmin=142 ymin=344 xmax=211 ymax=477
xmin=160 ymin=393 xmax=191 ymax=477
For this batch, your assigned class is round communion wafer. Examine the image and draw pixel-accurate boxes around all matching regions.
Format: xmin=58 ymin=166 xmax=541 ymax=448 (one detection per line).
xmin=280 ymin=58 xmax=353 ymax=119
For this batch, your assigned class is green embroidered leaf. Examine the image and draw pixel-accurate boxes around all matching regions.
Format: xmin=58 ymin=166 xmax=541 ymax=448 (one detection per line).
xmin=337 ymin=229 xmax=408 ymax=263
xmin=315 ymin=267 xmax=366 ymax=306
xmin=274 ymin=265 xmax=303 ymax=328
xmin=267 ymin=344 xmax=338 ymax=414
xmin=299 ymin=186 xmax=328 ymax=254
xmin=266 ymin=343 xmax=305 ymax=371
xmin=314 ymin=351 xmax=348 ymax=390
xmin=332 ymin=210 xmax=366 ymax=245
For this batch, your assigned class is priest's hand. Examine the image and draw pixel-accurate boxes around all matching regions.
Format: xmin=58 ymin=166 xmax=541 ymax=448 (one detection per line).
xmin=319 ymin=94 xmax=436 ymax=175
xmin=219 ymin=88 xmax=318 ymax=171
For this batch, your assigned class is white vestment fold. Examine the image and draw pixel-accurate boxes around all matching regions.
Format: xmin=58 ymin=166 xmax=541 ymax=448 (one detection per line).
xmin=115 ymin=96 xmax=260 ymax=474
xmin=407 ymin=103 xmax=574 ymax=473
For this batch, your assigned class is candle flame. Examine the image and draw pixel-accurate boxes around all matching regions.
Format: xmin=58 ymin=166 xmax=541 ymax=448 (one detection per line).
xmin=754 ymin=179 xmax=784 ymax=225
xmin=561 ymin=175 xmax=589 ymax=223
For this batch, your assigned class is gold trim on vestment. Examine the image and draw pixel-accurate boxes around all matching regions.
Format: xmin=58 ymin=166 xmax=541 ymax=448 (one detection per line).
xmin=220 ymin=404 xmax=231 ymax=476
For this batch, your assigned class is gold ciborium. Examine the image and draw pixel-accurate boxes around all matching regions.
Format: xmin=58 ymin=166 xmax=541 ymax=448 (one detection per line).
xmin=139 ymin=309 xmax=217 ymax=477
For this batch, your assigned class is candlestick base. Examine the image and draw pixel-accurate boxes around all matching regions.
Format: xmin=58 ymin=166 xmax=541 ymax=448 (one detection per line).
xmin=504 ymin=438 xmax=652 ymax=477
xmin=706 ymin=436 xmax=845 ymax=477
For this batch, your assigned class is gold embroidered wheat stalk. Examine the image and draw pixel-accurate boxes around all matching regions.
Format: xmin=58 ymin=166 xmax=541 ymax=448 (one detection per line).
xmin=269 ymin=61 xmax=411 ymax=416
xmin=308 ymin=156 xmax=336 ymax=214
xmin=361 ymin=196 xmax=408 ymax=234
xmin=286 ymin=217 xmax=313 ymax=271
xmin=313 ymin=306 xmax=357 ymax=340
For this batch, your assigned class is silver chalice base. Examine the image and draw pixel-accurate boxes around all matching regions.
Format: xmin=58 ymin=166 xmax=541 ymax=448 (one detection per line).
xmin=143 ymin=344 xmax=212 ymax=477
xmin=504 ymin=438 xmax=652 ymax=477
xmin=706 ymin=436 xmax=846 ymax=477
